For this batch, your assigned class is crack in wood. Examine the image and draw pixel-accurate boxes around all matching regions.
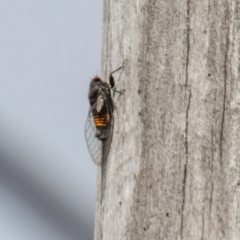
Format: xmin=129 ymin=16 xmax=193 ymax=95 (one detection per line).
xmin=181 ymin=88 xmax=191 ymax=240
xmin=209 ymin=126 xmax=214 ymax=227
xmin=181 ymin=1 xmax=191 ymax=239
xmin=184 ymin=0 xmax=191 ymax=93
xmin=220 ymin=2 xmax=229 ymax=166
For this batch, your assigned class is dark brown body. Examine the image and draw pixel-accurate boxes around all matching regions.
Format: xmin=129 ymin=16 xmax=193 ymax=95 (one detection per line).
xmin=88 ymin=76 xmax=114 ymax=141
xmin=85 ymin=59 xmax=127 ymax=166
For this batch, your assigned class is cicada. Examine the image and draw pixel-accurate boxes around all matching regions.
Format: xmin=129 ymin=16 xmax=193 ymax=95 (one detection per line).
xmin=85 ymin=60 xmax=127 ymax=165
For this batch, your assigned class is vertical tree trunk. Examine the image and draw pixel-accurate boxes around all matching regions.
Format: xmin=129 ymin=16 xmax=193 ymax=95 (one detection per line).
xmin=94 ymin=1 xmax=240 ymax=239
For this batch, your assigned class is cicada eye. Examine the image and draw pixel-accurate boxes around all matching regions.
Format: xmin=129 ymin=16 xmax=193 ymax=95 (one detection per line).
xmin=109 ymin=75 xmax=114 ymax=88
xmin=93 ymin=76 xmax=101 ymax=81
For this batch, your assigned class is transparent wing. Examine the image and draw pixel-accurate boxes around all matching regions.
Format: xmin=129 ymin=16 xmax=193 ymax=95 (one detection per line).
xmin=84 ymin=108 xmax=114 ymax=166
xmin=100 ymin=115 xmax=113 ymax=201
xmin=84 ymin=109 xmax=103 ymax=165
xmin=102 ymin=114 xmax=114 ymax=164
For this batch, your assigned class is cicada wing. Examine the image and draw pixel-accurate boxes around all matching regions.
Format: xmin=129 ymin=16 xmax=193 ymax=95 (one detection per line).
xmin=102 ymin=114 xmax=114 ymax=163
xmin=84 ymin=109 xmax=103 ymax=165
xmin=101 ymin=93 xmax=114 ymax=163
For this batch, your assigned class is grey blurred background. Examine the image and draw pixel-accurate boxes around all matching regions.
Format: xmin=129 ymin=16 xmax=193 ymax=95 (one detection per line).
xmin=0 ymin=1 xmax=101 ymax=239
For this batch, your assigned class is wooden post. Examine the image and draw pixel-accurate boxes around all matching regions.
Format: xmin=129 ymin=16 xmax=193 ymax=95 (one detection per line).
xmin=95 ymin=1 xmax=240 ymax=239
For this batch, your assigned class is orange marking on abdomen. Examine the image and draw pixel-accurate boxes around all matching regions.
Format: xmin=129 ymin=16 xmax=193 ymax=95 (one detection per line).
xmin=94 ymin=114 xmax=110 ymax=127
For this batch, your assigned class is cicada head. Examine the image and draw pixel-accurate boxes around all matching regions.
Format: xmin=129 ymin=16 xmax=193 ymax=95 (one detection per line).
xmin=92 ymin=75 xmax=101 ymax=81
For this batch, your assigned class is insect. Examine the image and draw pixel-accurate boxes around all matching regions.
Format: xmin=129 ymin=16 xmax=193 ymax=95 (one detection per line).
xmin=85 ymin=60 xmax=127 ymax=165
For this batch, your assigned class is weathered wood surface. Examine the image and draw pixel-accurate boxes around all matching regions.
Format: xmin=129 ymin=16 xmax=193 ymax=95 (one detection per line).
xmin=95 ymin=1 xmax=240 ymax=239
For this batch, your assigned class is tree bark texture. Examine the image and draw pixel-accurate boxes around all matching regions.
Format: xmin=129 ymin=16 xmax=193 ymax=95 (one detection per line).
xmin=95 ymin=1 xmax=240 ymax=239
